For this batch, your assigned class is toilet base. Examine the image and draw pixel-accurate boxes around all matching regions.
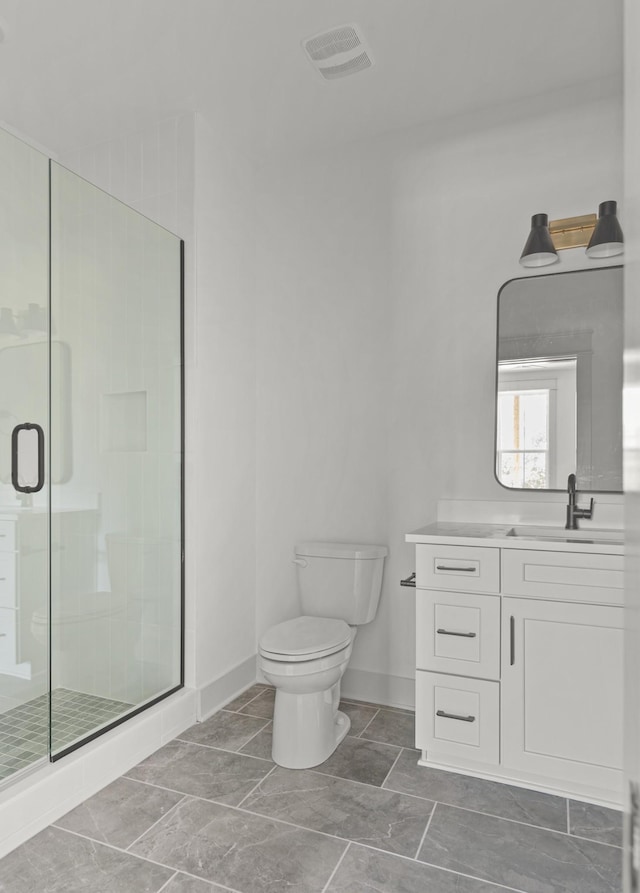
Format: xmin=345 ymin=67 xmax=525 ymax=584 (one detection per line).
xmin=271 ymin=687 xmax=351 ymax=769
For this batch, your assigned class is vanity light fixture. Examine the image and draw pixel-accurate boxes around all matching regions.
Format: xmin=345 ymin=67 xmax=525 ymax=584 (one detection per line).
xmin=519 ymin=201 xmax=624 ymax=267
xmin=519 ymin=213 xmax=559 ymax=268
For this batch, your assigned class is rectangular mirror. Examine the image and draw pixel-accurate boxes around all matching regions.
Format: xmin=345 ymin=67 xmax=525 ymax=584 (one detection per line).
xmin=495 ymin=266 xmax=623 ymax=492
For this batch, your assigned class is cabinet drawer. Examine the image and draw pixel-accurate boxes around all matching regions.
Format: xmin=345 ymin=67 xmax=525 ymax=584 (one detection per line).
xmin=416 ymin=545 xmax=499 ymax=593
xmin=0 ymin=553 xmax=17 ymax=608
xmin=416 ymin=670 xmax=499 ymax=765
xmin=502 ymin=549 xmax=623 ymax=604
xmin=416 ymin=590 xmax=500 ymax=679
xmin=0 ymin=520 xmax=16 ymax=553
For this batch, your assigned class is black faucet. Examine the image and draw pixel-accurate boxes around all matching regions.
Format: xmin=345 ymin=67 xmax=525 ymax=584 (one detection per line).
xmin=565 ymin=473 xmax=595 ymax=529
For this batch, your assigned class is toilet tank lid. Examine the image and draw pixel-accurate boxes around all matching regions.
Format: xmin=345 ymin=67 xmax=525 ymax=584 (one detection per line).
xmin=295 ymin=542 xmax=388 ymax=560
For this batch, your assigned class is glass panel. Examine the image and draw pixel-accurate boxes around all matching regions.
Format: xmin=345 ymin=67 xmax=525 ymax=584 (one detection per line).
xmin=519 ymin=392 xmax=548 ymax=450
xmin=0 ymin=128 xmax=50 ymax=782
xmin=497 ymin=389 xmax=550 ymax=488
xmin=50 ymin=163 xmax=182 ymax=756
xmin=524 ymin=452 xmax=547 ymax=489
xmin=498 ymin=451 xmax=547 ymax=489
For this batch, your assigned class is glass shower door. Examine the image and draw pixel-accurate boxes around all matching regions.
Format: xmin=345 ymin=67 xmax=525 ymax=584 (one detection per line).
xmin=0 ymin=129 xmax=182 ymax=780
xmin=49 ymin=164 xmax=183 ymax=756
xmin=0 ymin=128 xmax=51 ymax=782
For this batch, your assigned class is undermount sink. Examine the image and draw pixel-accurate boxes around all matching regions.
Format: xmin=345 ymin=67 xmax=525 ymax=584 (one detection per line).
xmin=506 ymin=525 xmax=624 ymax=545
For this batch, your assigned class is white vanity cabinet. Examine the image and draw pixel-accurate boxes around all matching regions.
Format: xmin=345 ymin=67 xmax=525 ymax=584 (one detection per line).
xmin=408 ymin=524 xmax=624 ymax=805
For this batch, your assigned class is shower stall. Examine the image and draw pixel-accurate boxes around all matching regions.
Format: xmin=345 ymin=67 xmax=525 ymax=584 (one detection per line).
xmin=0 ymin=126 xmax=183 ymax=784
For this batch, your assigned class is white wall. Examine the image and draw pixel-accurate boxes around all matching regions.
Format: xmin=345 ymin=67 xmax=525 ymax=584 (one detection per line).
xmin=256 ymin=94 xmax=623 ymax=705
xmin=385 ymin=96 xmax=621 ymax=694
xmin=255 ymin=144 xmax=391 ymax=669
xmin=192 ymin=114 xmax=257 ymax=709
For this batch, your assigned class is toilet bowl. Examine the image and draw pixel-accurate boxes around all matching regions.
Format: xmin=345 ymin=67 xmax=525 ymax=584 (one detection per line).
xmin=260 ymin=615 xmax=355 ymax=768
xmin=258 ymin=542 xmax=387 ymax=769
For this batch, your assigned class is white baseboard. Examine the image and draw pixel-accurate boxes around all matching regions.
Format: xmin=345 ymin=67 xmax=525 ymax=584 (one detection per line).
xmin=197 ymin=655 xmax=413 ymax=716
xmin=0 ymin=687 xmax=197 ymax=859
xmin=198 ymin=655 xmax=257 ymax=721
xmin=341 ymin=667 xmax=415 ymax=711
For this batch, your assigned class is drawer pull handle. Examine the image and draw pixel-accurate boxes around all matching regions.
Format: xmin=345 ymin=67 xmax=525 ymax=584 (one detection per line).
xmin=436 ymin=628 xmax=476 ymax=638
xmin=435 ymin=565 xmax=477 ymax=572
xmin=436 ymin=709 xmax=476 ymax=723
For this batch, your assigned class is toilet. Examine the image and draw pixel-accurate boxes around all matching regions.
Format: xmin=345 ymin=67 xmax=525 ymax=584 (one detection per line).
xmin=258 ymin=541 xmax=387 ymax=769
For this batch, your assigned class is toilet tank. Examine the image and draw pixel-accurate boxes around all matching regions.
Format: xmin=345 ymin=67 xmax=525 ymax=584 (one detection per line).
xmin=295 ymin=542 xmax=388 ymax=625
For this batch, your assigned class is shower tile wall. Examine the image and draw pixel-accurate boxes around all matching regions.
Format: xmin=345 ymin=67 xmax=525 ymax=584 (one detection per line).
xmin=59 ymin=114 xmax=196 ymax=696
xmin=60 ymin=114 xmax=195 ymax=239
xmin=50 ymin=162 xmax=182 ymax=713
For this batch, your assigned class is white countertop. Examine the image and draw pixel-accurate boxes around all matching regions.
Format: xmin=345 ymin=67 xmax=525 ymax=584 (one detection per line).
xmin=406 ymin=521 xmax=624 ymax=555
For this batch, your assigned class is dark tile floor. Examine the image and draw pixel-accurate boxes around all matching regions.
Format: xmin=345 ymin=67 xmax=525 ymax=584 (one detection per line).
xmin=0 ymin=684 xmax=624 ymax=893
xmin=0 ymin=688 xmax=133 ymax=781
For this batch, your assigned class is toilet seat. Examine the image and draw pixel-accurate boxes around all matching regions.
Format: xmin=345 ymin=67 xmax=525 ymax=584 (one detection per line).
xmin=259 ymin=615 xmax=351 ymax=663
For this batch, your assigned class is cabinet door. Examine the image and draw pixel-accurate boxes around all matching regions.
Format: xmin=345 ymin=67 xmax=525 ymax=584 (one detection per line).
xmin=502 ymin=597 xmax=623 ymax=799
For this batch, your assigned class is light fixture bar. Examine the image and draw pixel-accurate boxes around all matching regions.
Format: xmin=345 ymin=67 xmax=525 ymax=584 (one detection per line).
xmin=549 ymin=213 xmax=597 ymax=250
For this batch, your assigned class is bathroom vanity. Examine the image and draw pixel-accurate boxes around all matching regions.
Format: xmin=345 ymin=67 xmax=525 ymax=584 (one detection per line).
xmin=406 ymin=522 xmax=623 ymax=806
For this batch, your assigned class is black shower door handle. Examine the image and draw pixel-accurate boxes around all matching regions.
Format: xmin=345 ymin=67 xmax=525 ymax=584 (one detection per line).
xmin=11 ymin=423 xmax=45 ymax=493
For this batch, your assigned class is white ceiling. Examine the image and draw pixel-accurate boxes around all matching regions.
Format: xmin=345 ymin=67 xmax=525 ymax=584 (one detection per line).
xmin=0 ymin=0 xmax=623 ymax=158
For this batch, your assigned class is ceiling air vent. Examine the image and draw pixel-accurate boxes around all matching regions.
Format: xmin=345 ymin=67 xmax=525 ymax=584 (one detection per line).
xmin=302 ymin=24 xmax=374 ymax=81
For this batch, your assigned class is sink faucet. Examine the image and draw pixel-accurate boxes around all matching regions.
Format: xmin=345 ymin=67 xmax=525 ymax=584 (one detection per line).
xmin=566 ymin=473 xmax=595 ymax=529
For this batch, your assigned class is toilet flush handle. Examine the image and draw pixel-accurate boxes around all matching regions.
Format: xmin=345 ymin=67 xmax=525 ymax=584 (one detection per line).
xmin=291 ymin=558 xmax=308 ymax=568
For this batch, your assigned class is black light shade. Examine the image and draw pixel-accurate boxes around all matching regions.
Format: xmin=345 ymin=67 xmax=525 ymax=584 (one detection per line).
xmin=586 ymin=200 xmax=624 ymax=258
xmin=519 ymin=213 xmax=559 ymax=268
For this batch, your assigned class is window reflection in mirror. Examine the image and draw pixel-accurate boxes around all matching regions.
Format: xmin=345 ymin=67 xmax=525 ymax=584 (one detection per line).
xmin=497 ymin=358 xmax=576 ymax=489
xmin=495 ymin=267 xmax=622 ymax=492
